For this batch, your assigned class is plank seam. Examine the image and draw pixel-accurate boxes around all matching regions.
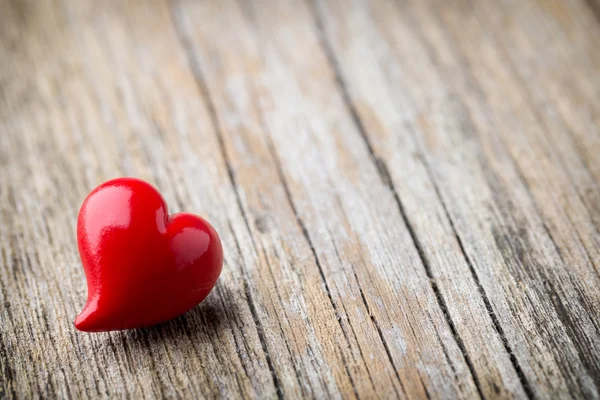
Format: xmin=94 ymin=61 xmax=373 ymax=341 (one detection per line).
xmin=168 ymin=5 xmax=283 ymax=398
xmin=308 ymin=2 xmax=485 ymax=398
xmin=215 ymin=283 xmax=254 ymax=385
xmin=325 ymin=224 xmax=399 ymax=397
xmin=261 ymin=130 xmax=361 ymax=400
xmin=421 ymin=156 xmax=536 ymax=400
xmin=256 ymin=238 xmax=314 ymax=399
xmin=397 ymin=7 xmax=544 ymax=398
xmin=349 ymin=268 xmax=406 ymax=398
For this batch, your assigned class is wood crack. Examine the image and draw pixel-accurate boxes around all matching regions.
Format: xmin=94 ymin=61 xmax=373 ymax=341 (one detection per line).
xmin=214 ymin=284 xmax=253 ymax=385
xmin=351 ymin=269 xmax=406 ymax=399
xmin=242 ymin=280 xmax=284 ymax=400
xmin=225 ymin=221 xmax=283 ymax=398
xmin=414 ymin=152 xmax=536 ymax=400
xmin=262 ymin=130 xmax=361 ymax=400
xmin=256 ymin=238 xmax=312 ymax=399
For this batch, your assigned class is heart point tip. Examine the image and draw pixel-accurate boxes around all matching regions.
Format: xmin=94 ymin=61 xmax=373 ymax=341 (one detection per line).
xmin=74 ymin=315 xmax=91 ymax=332
xmin=74 ymin=309 xmax=102 ymax=332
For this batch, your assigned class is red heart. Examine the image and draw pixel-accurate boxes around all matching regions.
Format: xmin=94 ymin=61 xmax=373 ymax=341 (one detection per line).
xmin=74 ymin=178 xmax=223 ymax=332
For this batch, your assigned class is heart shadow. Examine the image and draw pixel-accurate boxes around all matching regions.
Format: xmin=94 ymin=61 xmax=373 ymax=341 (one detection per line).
xmin=103 ymin=283 xmax=240 ymax=350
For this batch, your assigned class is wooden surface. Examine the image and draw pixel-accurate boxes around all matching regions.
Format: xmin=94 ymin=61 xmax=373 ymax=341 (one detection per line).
xmin=0 ymin=0 xmax=599 ymax=398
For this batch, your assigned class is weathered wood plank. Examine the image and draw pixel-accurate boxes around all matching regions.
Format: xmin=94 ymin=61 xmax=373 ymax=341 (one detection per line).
xmin=427 ymin=1 xmax=600 ymax=394
xmin=311 ymin=0 xmax=528 ymax=398
xmin=313 ymin=0 xmax=600 ymax=398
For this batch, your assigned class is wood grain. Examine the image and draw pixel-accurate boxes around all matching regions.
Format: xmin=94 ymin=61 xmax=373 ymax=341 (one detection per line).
xmin=0 ymin=0 xmax=598 ymax=398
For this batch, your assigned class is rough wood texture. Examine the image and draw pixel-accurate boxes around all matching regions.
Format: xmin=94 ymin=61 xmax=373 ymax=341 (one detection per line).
xmin=0 ymin=0 xmax=598 ymax=398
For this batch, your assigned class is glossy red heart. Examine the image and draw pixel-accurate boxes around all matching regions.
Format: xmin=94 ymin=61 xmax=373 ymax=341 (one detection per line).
xmin=75 ymin=178 xmax=223 ymax=332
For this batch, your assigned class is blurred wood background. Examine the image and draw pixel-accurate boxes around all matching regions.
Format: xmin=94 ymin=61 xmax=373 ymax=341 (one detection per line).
xmin=1 ymin=0 xmax=599 ymax=398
